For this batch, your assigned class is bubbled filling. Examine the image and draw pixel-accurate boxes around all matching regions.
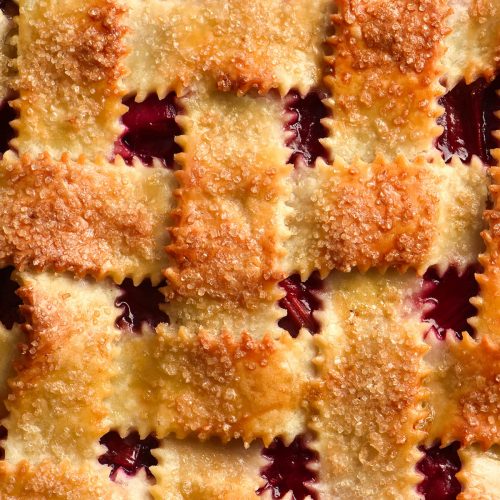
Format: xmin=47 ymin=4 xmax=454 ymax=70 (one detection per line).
xmin=278 ymin=273 xmax=322 ymax=337
xmin=285 ymin=91 xmax=328 ymax=167
xmin=115 ymin=278 xmax=169 ymax=333
xmin=437 ymin=75 xmax=500 ymax=164
xmin=417 ymin=442 xmax=462 ymax=500
xmin=420 ymin=266 xmax=479 ymax=340
xmin=0 ymin=98 xmax=15 ymax=154
xmin=114 ymin=93 xmax=181 ymax=167
xmin=98 ymin=431 xmax=159 ymax=480
xmin=0 ymin=266 xmax=22 ymax=329
xmin=258 ymin=435 xmax=318 ymax=499
xmin=0 ymin=0 xmax=17 ymax=18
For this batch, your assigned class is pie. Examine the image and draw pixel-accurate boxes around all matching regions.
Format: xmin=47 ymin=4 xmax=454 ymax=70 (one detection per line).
xmin=0 ymin=0 xmax=498 ymax=498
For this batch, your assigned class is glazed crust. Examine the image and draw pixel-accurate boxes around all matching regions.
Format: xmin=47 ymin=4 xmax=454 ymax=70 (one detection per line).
xmin=323 ymin=0 xmax=449 ymax=162
xmin=444 ymin=0 xmax=500 ymax=87
xmin=310 ymin=272 xmax=428 ymax=499
xmin=165 ymin=89 xmax=291 ymax=309
xmin=14 ymin=0 xmax=128 ymax=159
xmin=0 ymin=152 xmax=173 ymax=285
xmin=470 ymin=165 xmax=500 ymax=341
xmin=150 ymin=439 xmax=265 ymax=500
xmin=0 ymin=461 xmax=126 ymax=500
xmin=2 ymin=272 xmax=120 ymax=465
xmin=109 ymin=327 xmax=314 ymax=446
xmin=286 ymin=155 xmax=487 ymax=278
xmin=124 ymin=0 xmax=331 ymax=98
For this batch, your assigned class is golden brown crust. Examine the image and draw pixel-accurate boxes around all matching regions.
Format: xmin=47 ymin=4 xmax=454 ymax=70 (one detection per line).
xmin=457 ymin=445 xmax=500 ymax=500
xmin=310 ymin=271 xmax=428 ymax=498
xmin=2 ymin=272 xmax=120 ymax=465
xmin=444 ymin=0 xmax=500 ymax=87
xmin=0 ymin=152 xmax=173 ymax=284
xmin=470 ymin=166 xmax=500 ymax=341
xmin=323 ymin=0 xmax=449 ymax=162
xmin=150 ymin=438 xmax=265 ymax=500
xmin=426 ymin=335 xmax=500 ymax=449
xmin=165 ymin=89 xmax=290 ymax=309
xmin=109 ymin=327 xmax=314 ymax=446
xmin=287 ymin=156 xmax=439 ymax=276
xmin=0 ymin=12 xmax=14 ymax=102
xmin=0 ymin=324 xmax=22 ymax=419
xmin=13 ymin=0 xmax=128 ymax=158
xmin=286 ymin=155 xmax=488 ymax=279
xmin=0 ymin=460 xmax=126 ymax=500
xmin=125 ymin=0 xmax=331 ymax=98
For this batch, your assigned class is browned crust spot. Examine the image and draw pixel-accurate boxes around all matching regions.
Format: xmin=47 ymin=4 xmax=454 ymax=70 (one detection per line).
xmin=308 ymin=156 xmax=438 ymax=273
xmin=0 ymin=153 xmax=170 ymax=282
xmin=436 ymin=335 xmax=500 ymax=449
xmin=331 ymin=0 xmax=450 ymax=74
xmin=165 ymin=166 xmax=288 ymax=307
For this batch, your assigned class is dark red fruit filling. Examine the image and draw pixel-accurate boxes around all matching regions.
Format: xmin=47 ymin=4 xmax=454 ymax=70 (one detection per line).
xmin=420 ymin=266 xmax=478 ymax=340
xmin=98 ymin=431 xmax=159 ymax=480
xmin=0 ymin=266 xmax=22 ymax=329
xmin=417 ymin=441 xmax=461 ymax=500
xmin=115 ymin=278 xmax=169 ymax=333
xmin=0 ymin=98 xmax=16 ymax=155
xmin=258 ymin=435 xmax=318 ymax=500
xmin=114 ymin=93 xmax=181 ymax=167
xmin=278 ymin=273 xmax=322 ymax=337
xmin=437 ymin=75 xmax=500 ymax=164
xmin=0 ymin=425 xmax=7 ymax=460
xmin=285 ymin=91 xmax=328 ymax=167
xmin=0 ymin=0 xmax=18 ymax=18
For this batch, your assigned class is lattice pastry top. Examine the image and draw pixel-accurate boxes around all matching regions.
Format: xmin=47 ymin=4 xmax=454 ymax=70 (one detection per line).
xmin=0 ymin=0 xmax=498 ymax=499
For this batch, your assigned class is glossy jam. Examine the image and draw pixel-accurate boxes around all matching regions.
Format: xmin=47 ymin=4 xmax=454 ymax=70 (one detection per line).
xmin=0 ymin=266 xmax=22 ymax=329
xmin=420 ymin=266 xmax=478 ymax=340
xmin=0 ymin=0 xmax=18 ymax=18
xmin=417 ymin=442 xmax=462 ymax=500
xmin=115 ymin=279 xmax=169 ymax=333
xmin=115 ymin=94 xmax=181 ymax=167
xmin=0 ymin=425 xmax=6 ymax=460
xmin=278 ymin=273 xmax=322 ymax=337
xmin=0 ymin=98 xmax=15 ymax=155
xmin=437 ymin=75 xmax=500 ymax=164
xmin=98 ymin=431 xmax=159 ymax=480
xmin=258 ymin=435 xmax=318 ymax=499
xmin=285 ymin=91 xmax=328 ymax=167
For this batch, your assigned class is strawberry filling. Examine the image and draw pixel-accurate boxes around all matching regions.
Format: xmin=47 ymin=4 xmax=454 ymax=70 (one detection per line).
xmin=417 ymin=442 xmax=462 ymax=500
xmin=285 ymin=91 xmax=328 ymax=167
xmin=115 ymin=279 xmax=169 ymax=333
xmin=98 ymin=431 xmax=159 ymax=480
xmin=420 ymin=266 xmax=478 ymax=340
xmin=0 ymin=266 xmax=22 ymax=329
xmin=114 ymin=93 xmax=181 ymax=167
xmin=278 ymin=273 xmax=322 ymax=337
xmin=437 ymin=75 xmax=500 ymax=164
xmin=258 ymin=435 xmax=318 ymax=499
